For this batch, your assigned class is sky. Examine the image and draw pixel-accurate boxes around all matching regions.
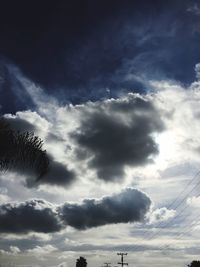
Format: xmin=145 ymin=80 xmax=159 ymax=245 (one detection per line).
xmin=1 ymin=1 xmax=200 ymax=267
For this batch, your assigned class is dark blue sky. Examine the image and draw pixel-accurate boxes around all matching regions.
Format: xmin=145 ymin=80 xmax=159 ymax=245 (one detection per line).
xmin=0 ymin=0 xmax=200 ymax=113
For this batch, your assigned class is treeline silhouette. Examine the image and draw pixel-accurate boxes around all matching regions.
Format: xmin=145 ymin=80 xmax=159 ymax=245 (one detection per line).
xmin=0 ymin=118 xmax=49 ymax=178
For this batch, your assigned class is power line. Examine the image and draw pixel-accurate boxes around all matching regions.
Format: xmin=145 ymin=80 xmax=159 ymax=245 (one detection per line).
xmin=146 ymin=182 xmax=200 ymax=241
xmin=124 ymin=169 xmax=200 ymax=256
xmin=156 ymin=205 xmax=200 ymax=251
xmin=141 ymin=170 xmax=200 ymax=241
xmin=166 ymin=169 xmax=200 ymax=210
xmin=134 ymin=169 xmax=200 ymax=242
xmin=140 ymin=194 xmax=200 ymax=254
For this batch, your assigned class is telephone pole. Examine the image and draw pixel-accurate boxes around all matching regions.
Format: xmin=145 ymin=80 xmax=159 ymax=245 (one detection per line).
xmin=117 ymin=253 xmax=128 ymax=267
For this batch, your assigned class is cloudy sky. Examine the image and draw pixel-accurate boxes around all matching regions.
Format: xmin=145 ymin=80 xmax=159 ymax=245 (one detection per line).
xmin=1 ymin=1 xmax=200 ymax=267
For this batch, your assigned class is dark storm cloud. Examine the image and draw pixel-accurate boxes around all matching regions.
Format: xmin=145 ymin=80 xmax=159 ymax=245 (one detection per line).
xmin=72 ymin=96 xmax=163 ymax=181
xmin=60 ymin=188 xmax=151 ymax=230
xmin=0 ymin=188 xmax=151 ymax=233
xmin=36 ymin=156 xmax=75 ymax=187
xmin=0 ymin=199 xmax=62 ymax=233
xmin=18 ymin=152 xmax=76 ymax=188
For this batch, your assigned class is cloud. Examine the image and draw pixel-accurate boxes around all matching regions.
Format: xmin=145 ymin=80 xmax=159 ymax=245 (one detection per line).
xmin=72 ymin=95 xmax=163 ymax=181
xmin=3 ymin=114 xmax=36 ymax=132
xmin=0 ymin=114 xmax=76 ymax=188
xmin=1 ymin=0 xmax=197 ymax=111
xmin=26 ymin=244 xmax=57 ymax=255
xmin=148 ymin=207 xmax=176 ymax=224
xmin=22 ymin=154 xmax=76 ymax=188
xmin=187 ymin=196 xmax=200 ymax=208
xmin=0 ymin=199 xmax=62 ymax=233
xmin=187 ymin=3 xmax=200 ymax=16
xmin=1 ymin=92 xmax=163 ymax=185
xmin=1 ymin=4 xmax=200 ymax=265
xmin=10 ymin=246 xmax=21 ymax=254
xmin=35 ymin=156 xmax=75 ymax=187
xmin=195 ymin=63 xmax=200 ymax=80
xmin=0 ymin=246 xmax=21 ymax=255
xmin=0 ymin=188 xmax=151 ymax=233
xmin=60 ymin=188 xmax=151 ymax=230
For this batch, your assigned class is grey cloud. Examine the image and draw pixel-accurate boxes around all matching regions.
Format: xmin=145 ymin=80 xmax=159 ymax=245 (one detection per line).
xmin=24 ymin=153 xmax=76 ymax=187
xmin=0 ymin=236 xmax=49 ymax=252
xmin=36 ymin=156 xmax=75 ymax=187
xmin=21 ymin=154 xmax=76 ymax=188
xmin=3 ymin=116 xmax=36 ymax=133
xmin=60 ymin=188 xmax=151 ymax=230
xmin=72 ymin=96 xmax=164 ymax=181
xmin=0 ymin=117 xmax=76 ymax=187
xmin=0 ymin=199 xmax=62 ymax=233
xmin=0 ymin=188 xmax=151 ymax=233
xmin=46 ymin=133 xmax=66 ymax=143
xmin=61 ymin=243 xmax=162 ymax=253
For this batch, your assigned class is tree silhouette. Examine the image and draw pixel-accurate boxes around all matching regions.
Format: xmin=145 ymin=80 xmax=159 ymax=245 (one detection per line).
xmin=0 ymin=118 xmax=49 ymax=179
xmin=76 ymin=257 xmax=87 ymax=267
xmin=188 ymin=261 xmax=200 ymax=267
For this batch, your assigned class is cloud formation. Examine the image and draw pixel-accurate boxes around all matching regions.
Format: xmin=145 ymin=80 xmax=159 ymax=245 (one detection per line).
xmin=0 ymin=93 xmax=164 ymax=186
xmin=60 ymin=188 xmax=151 ymax=230
xmin=1 ymin=115 xmax=76 ymax=188
xmin=36 ymin=156 xmax=75 ymax=187
xmin=72 ymin=95 xmax=163 ymax=181
xmin=3 ymin=115 xmax=36 ymax=132
xmin=0 ymin=199 xmax=62 ymax=233
xmin=148 ymin=207 xmax=176 ymax=224
xmin=0 ymin=188 xmax=151 ymax=233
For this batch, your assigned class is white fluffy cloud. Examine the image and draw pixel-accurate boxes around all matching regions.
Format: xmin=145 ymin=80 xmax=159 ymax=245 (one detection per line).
xmin=148 ymin=207 xmax=176 ymax=224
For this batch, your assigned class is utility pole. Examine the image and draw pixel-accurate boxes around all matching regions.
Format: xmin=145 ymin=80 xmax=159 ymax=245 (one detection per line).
xmin=117 ymin=253 xmax=128 ymax=267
